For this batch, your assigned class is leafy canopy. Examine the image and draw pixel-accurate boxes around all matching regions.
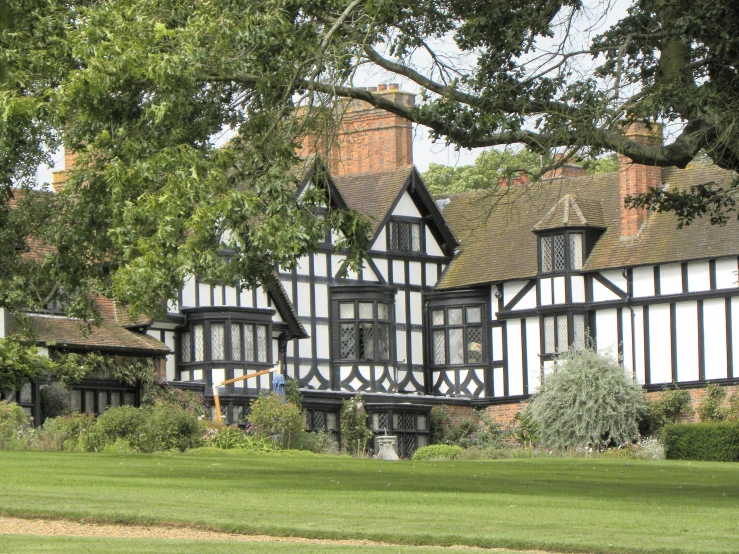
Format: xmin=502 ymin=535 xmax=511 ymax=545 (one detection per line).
xmin=3 ymin=0 xmax=739 ymax=319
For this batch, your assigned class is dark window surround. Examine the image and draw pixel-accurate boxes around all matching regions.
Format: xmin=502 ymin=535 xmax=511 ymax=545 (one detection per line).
xmin=387 ymin=216 xmax=424 ymax=253
xmin=537 ymin=229 xmax=584 ymax=275
xmin=426 ymin=290 xmax=489 ymax=369
xmin=540 ymin=310 xmax=589 ymax=359
xmin=178 ymin=307 xmax=274 ymax=369
xmin=429 ymin=304 xmax=485 ymax=366
xmin=330 ymin=285 xmax=398 ymax=365
xmin=366 ymin=405 xmax=431 ymax=458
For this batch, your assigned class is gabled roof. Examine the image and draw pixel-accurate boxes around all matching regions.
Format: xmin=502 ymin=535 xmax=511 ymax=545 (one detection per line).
xmin=438 ymin=161 xmax=739 ymax=289
xmin=266 ymin=271 xmax=309 ymax=339
xmin=533 ymin=194 xmax=606 ymax=231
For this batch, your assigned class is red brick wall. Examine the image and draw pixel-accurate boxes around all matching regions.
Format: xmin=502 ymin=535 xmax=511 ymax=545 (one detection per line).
xmin=645 ymin=385 xmax=739 ymax=423
xmin=619 ymin=122 xmax=662 ymax=237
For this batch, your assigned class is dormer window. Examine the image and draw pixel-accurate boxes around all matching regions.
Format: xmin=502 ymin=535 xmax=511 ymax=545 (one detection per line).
xmin=540 ymin=231 xmax=583 ymax=273
xmin=388 ymin=218 xmax=422 ymax=252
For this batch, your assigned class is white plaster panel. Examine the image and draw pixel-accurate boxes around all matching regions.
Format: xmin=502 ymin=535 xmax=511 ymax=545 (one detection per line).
xmin=315 ymin=324 xmax=330 ymax=359
xmin=632 ymin=266 xmax=655 ymax=298
xmin=198 ymin=283 xmax=211 ymax=307
xmin=600 ymin=269 xmax=627 ymax=292
xmin=732 ymin=297 xmax=739 ymax=374
xmin=298 ymin=336 xmax=312 ymax=359
xmin=345 ymin=267 xmax=360 ymax=281
xmin=539 ymin=278 xmax=552 ymax=306
xmin=224 ymin=286 xmax=238 ymax=307
xmin=357 ymin=366 xmax=371 ymax=380
xmin=212 ymin=286 xmax=224 ymax=307
xmin=425 ymin=227 xmax=443 ymax=256
xmin=339 ymin=366 xmax=353 ymax=382
xmin=372 ymin=227 xmax=387 ymax=252
xmin=315 ymin=285 xmax=329 ymax=318
xmin=295 ymin=256 xmax=309 ymax=276
xmin=409 ymin=292 xmax=423 ymax=325
xmin=314 ymin=253 xmax=328 ymax=277
xmin=593 ymin=279 xmax=620 ymax=302
xmin=239 ymin=288 xmax=254 ymax=308
xmin=164 ymin=332 xmax=176 ymax=381
xmin=687 ymin=261 xmax=711 ymax=292
xmin=512 ymin=288 xmax=537 ymax=311
xmin=317 ymin=364 xmax=331 ymax=383
xmin=272 ymin=308 xmax=284 ymax=323
xmin=715 ymin=257 xmax=738 ymax=289
xmin=526 ymin=318 xmax=541 ymax=393
xmin=648 ymin=304 xmax=672 ymax=384
xmin=181 ymin=277 xmax=196 ymax=308
xmin=632 ymin=307 xmax=646 ymax=385
xmin=395 ymin=293 xmax=406 ymax=324
xmin=192 ymin=369 xmax=203 ymax=381
xmin=596 ymin=309 xmax=619 ymax=359
xmin=392 ymin=260 xmax=405 ymax=284
xmin=675 ymin=302 xmax=699 ymax=382
xmin=297 ymin=282 xmax=311 ymax=317
xmin=167 ymin=299 xmax=179 ymax=314
xmin=660 ymin=263 xmax=683 ymax=295
xmin=146 ymin=330 xmax=158 ymax=340
xmin=374 ymin=258 xmax=389 ymax=282
xmin=411 ymin=331 xmax=424 ymax=365
xmin=492 ymin=327 xmax=503 ymax=361
xmin=703 ymin=298 xmax=728 ymax=380
xmin=552 ymin=277 xmax=566 ymax=304
xmin=408 ymin=262 xmax=423 ymax=286
xmin=361 ymin=263 xmax=379 ymax=282
xmin=493 ymin=367 xmax=505 ymax=397
xmin=212 ymin=368 xmax=225 ymax=385
xmin=542 ymin=360 xmax=555 ymax=379
xmin=233 ymin=368 xmax=244 ymax=387
xmin=620 ymin=308 xmax=633 ymax=377
xmin=570 ymin=275 xmax=586 ymax=303
xmin=425 ymin=263 xmax=439 ymax=287
xmin=396 ymin=331 xmax=407 ymax=363
xmin=331 ymin=255 xmax=346 ymax=278
xmin=180 ymin=370 xmax=190 ymax=381
xmin=392 ymin=191 xmax=421 ymax=217
xmin=503 ymin=281 xmax=526 ymax=306
xmin=506 ymin=319 xmax=524 ymax=396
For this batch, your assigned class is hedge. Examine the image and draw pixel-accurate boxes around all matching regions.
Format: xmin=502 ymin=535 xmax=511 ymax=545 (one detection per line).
xmin=662 ymin=421 xmax=739 ymax=462
xmin=411 ymin=444 xmax=463 ymax=461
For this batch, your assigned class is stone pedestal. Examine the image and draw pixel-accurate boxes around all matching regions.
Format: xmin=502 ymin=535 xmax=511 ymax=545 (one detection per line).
xmin=375 ymin=435 xmax=399 ymax=460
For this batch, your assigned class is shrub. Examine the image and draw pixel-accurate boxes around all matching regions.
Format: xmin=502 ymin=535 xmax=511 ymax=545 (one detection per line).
xmin=201 ymin=424 xmax=279 ymax=451
xmin=697 ymin=384 xmax=727 ymax=422
xmin=142 ymin=385 xmax=208 ymax=418
xmin=528 ymin=348 xmax=648 ymax=450
xmin=663 ymin=421 xmax=739 ymax=462
xmin=599 ymin=437 xmax=666 ymax=460
xmin=248 ymin=393 xmax=305 ymax=449
xmin=295 ymin=431 xmax=339 ymax=454
xmin=284 ymin=378 xmax=303 ymax=408
xmin=645 ymin=388 xmax=693 ymax=433
xmin=340 ymin=395 xmax=373 ymax=456
xmin=0 ymin=401 xmax=31 ymax=449
xmin=412 ymin=444 xmax=463 ymax=461
xmin=144 ymin=404 xmax=204 ymax=451
xmin=727 ymin=392 xmax=739 ymax=421
xmin=429 ymin=407 xmax=506 ymax=449
xmin=512 ymin=406 xmax=538 ymax=447
xmin=95 ymin=405 xmax=146 ymax=449
xmin=40 ymin=382 xmax=70 ymax=421
xmin=430 ymin=405 xmax=451 ymax=443
xmin=32 ymin=412 xmax=96 ymax=451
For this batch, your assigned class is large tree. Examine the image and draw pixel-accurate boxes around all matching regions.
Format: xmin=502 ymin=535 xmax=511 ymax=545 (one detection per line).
xmin=2 ymin=0 xmax=738 ymax=318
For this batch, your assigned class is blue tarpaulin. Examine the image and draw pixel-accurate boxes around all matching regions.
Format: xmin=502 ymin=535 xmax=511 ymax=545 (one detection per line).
xmin=272 ymin=373 xmax=285 ymax=398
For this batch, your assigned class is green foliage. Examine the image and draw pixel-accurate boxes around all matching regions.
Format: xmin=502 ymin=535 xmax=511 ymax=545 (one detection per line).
xmin=32 ymin=412 xmax=96 ymax=451
xmin=294 ymin=431 xmax=339 ymax=454
xmin=644 ymin=387 xmax=694 ymax=433
xmin=284 ymin=377 xmax=302 ymax=408
xmin=411 ymin=444 xmax=463 ymax=461
xmin=663 ymin=421 xmax=739 ymax=462
xmin=429 ymin=407 xmax=505 ymax=449
xmin=528 ymin=348 xmax=648 ymax=450
xmin=340 ymin=395 xmax=373 ymax=456
xmin=429 ymin=405 xmax=451 ymax=444
xmin=697 ymin=384 xmax=728 ymax=422
xmin=0 ymin=338 xmax=54 ymax=393
xmin=512 ymin=406 xmax=539 ymax=447
xmin=141 ymin=385 xmax=208 ymax=418
xmin=248 ymin=393 xmax=305 ymax=449
xmin=0 ymin=400 xmax=30 ymax=449
xmin=39 ymin=382 xmax=70 ymax=421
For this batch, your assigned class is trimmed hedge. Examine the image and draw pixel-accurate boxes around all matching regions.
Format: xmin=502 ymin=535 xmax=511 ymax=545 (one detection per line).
xmin=663 ymin=421 xmax=739 ymax=462
xmin=411 ymin=444 xmax=463 ymax=461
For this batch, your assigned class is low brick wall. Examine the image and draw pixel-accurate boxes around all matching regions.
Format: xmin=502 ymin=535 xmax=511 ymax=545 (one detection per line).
xmin=645 ymin=385 xmax=739 ymax=423
xmin=440 ymin=402 xmax=528 ymax=427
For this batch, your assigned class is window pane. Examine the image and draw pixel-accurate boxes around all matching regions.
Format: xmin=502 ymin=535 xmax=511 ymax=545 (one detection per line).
xmin=557 ymin=315 xmax=568 ymax=352
xmin=541 ymin=236 xmax=553 ymax=272
xmin=573 ymin=314 xmax=586 ymax=349
xmin=244 ymin=324 xmax=255 ymax=361
xmin=123 ymin=392 xmax=135 ymax=406
xmin=398 ymin=221 xmax=410 ymax=250
xmin=569 ymin=233 xmax=583 ymax=270
xmin=85 ymin=391 xmax=95 ymax=414
xmin=544 ymin=316 xmax=555 ymax=354
xmin=467 ymin=326 xmax=483 ymax=363
xmin=340 ymin=323 xmax=356 ymax=359
xmin=70 ymin=390 xmax=82 ymax=413
xmin=231 ymin=323 xmax=242 ymax=361
xmin=377 ymin=323 xmax=390 ymax=360
xmin=98 ymin=391 xmax=108 ymax=412
xmin=358 ymin=302 xmax=373 ymax=319
xmin=181 ymin=332 xmax=192 ymax=363
xmin=449 ymin=328 xmax=464 ymax=364
xmin=433 ymin=330 xmax=446 ymax=365
xmin=417 ymin=414 xmax=428 ymax=431
xmin=327 ymin=412 xmax=338 ymax=431
xmin=193 ymin=324 xmax=204 ymax=361
xmin=211 ymin=323 xmax=225 ymax=360
xmin=359 ymin=322 xmax=374 ymax=359
xmin=448 ymin=308 xmax=463 ymax=325
xmin=431 ymin=310 xmax=444 ymax=326
xmin=110 ymin=392 xmax=121 ymax=409
xmin=466 ymin=306 xmax=481 ymax=324
xmin=389 ymin=221 xmax=398 ymax=250
xmin=20 ymin=382 xmax=32 ymax=403
xmin=411 ymin=223 xmax=421 ymax=251
xmin=339 ymin=303 xmax=355 ymax=319
xmin=256 ymin=325 xmax=268 ymax=363
xmin=553 ymin=235 xmax=566 ymax=271
xmin=378 ymin=303 xmax=389 ymax=320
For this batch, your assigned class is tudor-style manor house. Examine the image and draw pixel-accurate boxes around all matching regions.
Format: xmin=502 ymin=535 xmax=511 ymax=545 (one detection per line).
xmin=3 ymin=86 xmax=739 ymax=456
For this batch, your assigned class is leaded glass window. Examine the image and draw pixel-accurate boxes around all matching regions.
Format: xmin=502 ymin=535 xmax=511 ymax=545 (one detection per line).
xmin=193 ymin=324 xmax=204 ymax=361
xmin=98 ymin=391 xmax=108 ymax=412
xmin=540 ymin=232 xmax=586 ymax=273
xmin=573 ymin=314 xmax=586 ymax=348
xmin=553 ymin=235 xmax=566 ymax=270
xmin=359 ymin=322 xmax=375 ymax=359
xmin=339 ymin=303 xmax=355 ymax=319
xmin=85 ymin=391 xmax=95 ymax=414
xmin=429 ymin=303 xmax=485 ymax=366
xmin=211 ymin=323 xmax=225 ymax=361
xmin=377 ymin=323 xmax=390 ymax=360
xmin=570 ymin=233 xmax=583 ymax=270
xmin=110 ymin=392 xmax=121 ymax=409
xmin=123 ymin=392 xmax=135 ymax=406
xmin=541 ymin=236 xmax=553 ymax=272
xmin=256 ymin=324 xmax=268 ymax=363
xmin=231 ymin=323 xmax=242 ymax=361
xmin=340 ymin=323 xmax=356 ymax=359
xmin=20 ymin=383 xmax=32 ymax=403
xmin=543 ymin=316 xmax=556 ymax=354
xmin=543 ymin=313 xmax=587 ymax=354
xmin=70 ymin=390 xmax=82 ymax=413
xmin=335 ymin=299 xmax=394 ymax=361
xmin=557 ymin=315 xmax=568 ymax=352
xmin=388 ymin=220 xmax=422 ymax=252
xmin=181 ymin=331 xmax=192 ymax=363
xmin=244 ymin=323 xmax=255 ymax=361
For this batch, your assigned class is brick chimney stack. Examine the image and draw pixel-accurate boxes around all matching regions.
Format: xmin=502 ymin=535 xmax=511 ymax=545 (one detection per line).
xmin=542 ymin=154 xmax=586 ymax=180
xmin=50 ymin=148 xmax=78 ymax=193
xmin=619 ymin=122 xmax=663 ymax=238
xmin=299 ymin=84 xmax=414 ymax=176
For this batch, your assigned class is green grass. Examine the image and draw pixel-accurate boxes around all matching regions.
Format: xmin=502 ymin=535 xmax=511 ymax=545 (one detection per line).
xmin=0 ymin=451 xmax=738 ymax=553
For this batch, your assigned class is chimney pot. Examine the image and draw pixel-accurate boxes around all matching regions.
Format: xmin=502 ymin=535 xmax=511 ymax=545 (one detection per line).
xmin=388 ymin=83 xmax=399 ymax=90
xmin=367 ymin=87 xmax=377 ymax=92
xmin=378 ymin=84 xmax=388 ymax=91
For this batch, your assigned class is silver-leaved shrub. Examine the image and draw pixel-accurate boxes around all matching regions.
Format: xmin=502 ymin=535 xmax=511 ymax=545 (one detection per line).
xmin=529 ymin=348 xmax=648 ymax=450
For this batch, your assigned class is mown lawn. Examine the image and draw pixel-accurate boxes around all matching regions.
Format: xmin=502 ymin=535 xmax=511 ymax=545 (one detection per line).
xmin=0 ymin=450 xmax=737 ymax=553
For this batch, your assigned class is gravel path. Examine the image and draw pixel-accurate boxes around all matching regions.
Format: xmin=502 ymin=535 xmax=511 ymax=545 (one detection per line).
xmin=0 ymin=516 xmax=550 ymax=552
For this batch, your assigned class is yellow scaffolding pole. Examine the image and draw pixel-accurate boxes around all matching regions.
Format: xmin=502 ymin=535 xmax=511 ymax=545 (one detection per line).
xmin=212 ymin=363 xmax=281 ymax=423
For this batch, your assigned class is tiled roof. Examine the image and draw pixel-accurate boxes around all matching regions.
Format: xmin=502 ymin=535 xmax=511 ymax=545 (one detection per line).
xmin=533 ymin=194 xmax=606 ymax=231
xmin=332 ymin=165 xmax=414 ymax=238
xmin=438 ymin=161 xmax=739 ymax=289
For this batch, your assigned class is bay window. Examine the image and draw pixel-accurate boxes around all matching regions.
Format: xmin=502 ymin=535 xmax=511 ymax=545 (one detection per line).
xmin=430 ymin=304 xmax=485 ymax=366
xmin=540 ymin=231 xmax=583 ymax=273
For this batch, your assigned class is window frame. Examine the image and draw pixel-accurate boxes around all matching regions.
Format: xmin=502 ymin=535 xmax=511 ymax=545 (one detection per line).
xmin=386 ymin=216 xmax=424 ymax=253
xmin=336 ymin=300 xmax=393 ymax=362
xmin=428 ymin=300 xmax=487 ymax=368
xmin=538 ymin=230 xmax=585 ymax=274
xmin=540 ymin=311 xmax=588 ymax=358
